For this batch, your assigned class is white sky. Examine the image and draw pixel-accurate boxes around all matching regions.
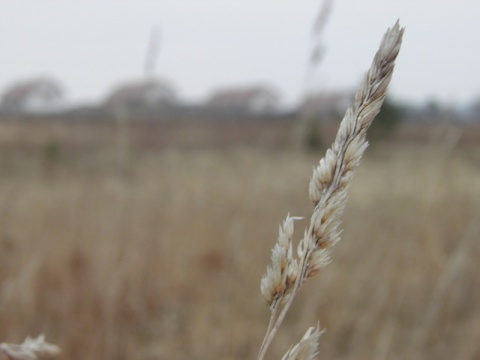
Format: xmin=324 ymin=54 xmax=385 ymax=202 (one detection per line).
xmin=0 ymin=0 xmax=479 ymax=107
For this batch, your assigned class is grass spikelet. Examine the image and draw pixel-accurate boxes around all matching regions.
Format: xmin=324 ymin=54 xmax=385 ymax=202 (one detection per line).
xmin=281 ymin=325 xmax=324 ymax=360
xmin=260 ymin=215 xmax=301 ymax=308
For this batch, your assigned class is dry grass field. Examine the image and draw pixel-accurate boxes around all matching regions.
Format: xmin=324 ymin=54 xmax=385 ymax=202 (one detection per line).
xmin=0 ymin=119 xmax=479 ymax=359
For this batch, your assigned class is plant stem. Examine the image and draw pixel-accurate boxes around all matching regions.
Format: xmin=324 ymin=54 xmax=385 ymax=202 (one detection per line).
xmin=257 ymin=250 xmax=311 ymax=360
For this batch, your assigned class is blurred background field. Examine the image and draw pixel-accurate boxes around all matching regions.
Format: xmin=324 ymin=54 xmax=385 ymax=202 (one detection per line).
xmin=0 ymin=117 xmax=479 ymax=360
xmin=1 ymin=1 xmax=480 ymax=359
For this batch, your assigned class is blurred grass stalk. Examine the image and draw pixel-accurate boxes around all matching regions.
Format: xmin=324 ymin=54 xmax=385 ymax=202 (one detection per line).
xmin=296 ymin=0 xmax=333 ymax=150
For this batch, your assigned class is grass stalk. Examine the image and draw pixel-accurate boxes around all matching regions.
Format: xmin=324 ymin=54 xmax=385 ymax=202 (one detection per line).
xmin=258 ymin=20 xmax=404 ymax=360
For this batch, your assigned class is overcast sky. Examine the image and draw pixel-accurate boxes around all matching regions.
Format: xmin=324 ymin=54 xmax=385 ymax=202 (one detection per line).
xmin=0 ymin=0 xmax=478 ymax=107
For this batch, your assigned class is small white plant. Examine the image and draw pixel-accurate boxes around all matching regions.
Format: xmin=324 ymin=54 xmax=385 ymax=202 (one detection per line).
xmin=258 ymin=21 xmax=404 ymax=360
xmin=0 ymin=335 xmax=60 ymax=360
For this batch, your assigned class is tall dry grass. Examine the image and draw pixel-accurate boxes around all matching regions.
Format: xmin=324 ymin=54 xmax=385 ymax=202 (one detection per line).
xmin=0 ymin=132 xmax=479 ymax=358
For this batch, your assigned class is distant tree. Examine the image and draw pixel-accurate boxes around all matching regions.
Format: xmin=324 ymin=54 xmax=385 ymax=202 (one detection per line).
xmin=1 ymin=77 xmax=66 ymax=114
xmin=368 ymin=97 xmax=403 ymax=141
xmin=468 ymin=98 xmax=480 ymax=121
xmin=104 ymin=78 xmax=177 ymax=109
xmin=425 ymin=99 xmax=442 ymax=116
xmin=302 ymin=114 xmax=324 ymax=151
xmin=206 ymin=84 xmax=281 ymax=114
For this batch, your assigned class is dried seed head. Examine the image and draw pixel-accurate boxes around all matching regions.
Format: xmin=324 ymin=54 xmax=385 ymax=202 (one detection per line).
xmin=260 ymin=215 xmax=302 ymax=307
xmin=257 ymin=20 xmax=403 ymax=360
xmin=281 ymin=325 xmax=324 ymax=360
xmin=302 ymin=21 xmax=404 ymax=283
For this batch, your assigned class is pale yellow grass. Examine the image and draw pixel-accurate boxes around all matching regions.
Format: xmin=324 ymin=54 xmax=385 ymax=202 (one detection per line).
xmin=0 ymin=136 xmax=479 ymax=359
